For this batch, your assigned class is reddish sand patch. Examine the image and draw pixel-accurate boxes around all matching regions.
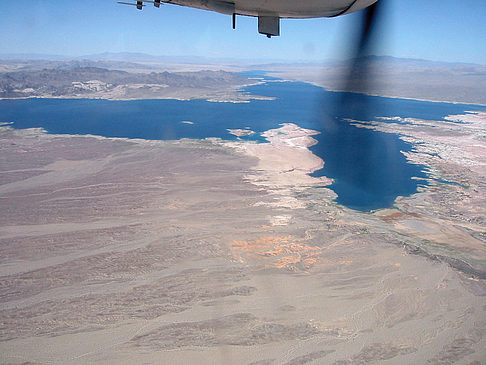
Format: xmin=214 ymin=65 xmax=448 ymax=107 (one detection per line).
xmin=231 ymin=235 xmax=321 ymax=271
xmin=380 ymin=211 xmax=420 ymax=223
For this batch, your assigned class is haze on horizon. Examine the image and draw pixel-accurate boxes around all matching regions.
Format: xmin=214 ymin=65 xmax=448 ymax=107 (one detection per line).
xmin=0 ymin=0 xmax=485 ymax=65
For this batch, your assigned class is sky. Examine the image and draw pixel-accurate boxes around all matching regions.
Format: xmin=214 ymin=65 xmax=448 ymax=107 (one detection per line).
xmin=0 ymin=0 xmax=485 ymax=64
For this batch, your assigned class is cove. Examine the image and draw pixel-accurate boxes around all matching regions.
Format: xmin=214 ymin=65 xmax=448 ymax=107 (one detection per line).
xmin=1 ymin=74 xmax=485 ymax=211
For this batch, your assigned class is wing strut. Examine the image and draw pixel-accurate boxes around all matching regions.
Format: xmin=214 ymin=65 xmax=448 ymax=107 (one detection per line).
xmin=117 ymin=0 xmax=163 ymax=10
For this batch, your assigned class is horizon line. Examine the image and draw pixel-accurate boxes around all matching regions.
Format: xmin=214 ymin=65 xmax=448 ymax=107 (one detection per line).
xmin=0 ymin=52 xmax=485 ymax=67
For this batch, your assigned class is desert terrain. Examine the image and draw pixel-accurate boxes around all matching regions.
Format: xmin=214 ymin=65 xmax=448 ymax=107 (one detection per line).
xmin=0 ymin=65 xmax=265 ymax=102
xmin=1 ymin=114 xmax=485 ymax=364
xmin=2 ymin=55 xmax=486 ymax=105
xmin=267 ymin=57 xmax=486 ymax=105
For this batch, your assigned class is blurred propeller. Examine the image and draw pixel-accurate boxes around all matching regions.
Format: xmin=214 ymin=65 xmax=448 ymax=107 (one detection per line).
xmin=313 ymin=1 xmax=402 ymax=211
xmin=343 ymin=0 xmax=383 ymax=102
xmin=325 ymin=0 xmax=384 ymax=127
xmin=357 ymin=1 xmax=381 ymax=57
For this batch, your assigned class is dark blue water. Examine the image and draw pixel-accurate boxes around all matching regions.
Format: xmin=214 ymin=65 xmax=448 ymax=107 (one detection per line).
xmin=1 ymin=75 xmax=484 ymax=211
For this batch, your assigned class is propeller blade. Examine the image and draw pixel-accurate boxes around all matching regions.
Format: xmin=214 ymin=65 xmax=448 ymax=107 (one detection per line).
xmin=313 ymin=1 xmax=388 ymax=211
xmin=343 ymin=1 xmax=383 ymax=96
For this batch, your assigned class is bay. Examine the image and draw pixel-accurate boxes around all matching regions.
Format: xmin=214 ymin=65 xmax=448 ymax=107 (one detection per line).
xmin=1 ymin=75 xmax=484 ymax=211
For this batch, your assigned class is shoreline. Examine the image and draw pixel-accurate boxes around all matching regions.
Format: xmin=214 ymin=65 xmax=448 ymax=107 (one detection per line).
xmin=225 ymin=123 xmax=333 ymax=210
xmin=2 ymin=79 xmax=486 ymax=106
xmin=0 ymin=94 xmax=274 ymax=104
xmin=265 ymin=76 xmax=486 ymax=107
xmin=2 ymin=124 xmax=485 ymax=363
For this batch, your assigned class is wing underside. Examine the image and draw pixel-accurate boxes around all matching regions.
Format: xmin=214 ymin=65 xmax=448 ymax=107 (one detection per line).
xmin=118 ymin=0 xmax=378 ymax=37
xmin=176 ymin=0 xmax=378 ymax=18
xmin=120 ymin=0 xmax=377 ymax=18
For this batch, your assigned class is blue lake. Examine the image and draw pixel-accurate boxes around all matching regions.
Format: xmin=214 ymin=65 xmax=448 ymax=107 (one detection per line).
xmin=1 ymin=74 xmax=485 ymax=211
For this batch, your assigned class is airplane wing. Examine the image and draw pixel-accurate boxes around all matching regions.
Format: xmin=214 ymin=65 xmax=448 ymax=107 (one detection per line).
xmin=117 ymin=0 xmax=378 ymax=37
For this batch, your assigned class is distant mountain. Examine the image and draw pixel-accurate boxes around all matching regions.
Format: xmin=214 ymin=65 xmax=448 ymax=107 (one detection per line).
xmin=0 ymin=52 xmax=288 ymax=65
xmin=0 ymin=53 xmax=69 ymax=61
xmin=354 ymin=55 xmax=484 ymax=67
xmin=1 ymin=52 xmax=485 ymax=67
xmin=0 ymin=59 xmax=161 ymax=73
xmin=266 ymin=56 xmax=486 ymax=105
xmin=252 ymin=56 xmax=486 ymax=69
xmin=77 ymin=52 xmax=286 ymax=65
xmin=77 ymin=52 xmax=172 ymax=62
xmin=2 ymin=54 xmax=485 ymax=104
xmin=0 ymin=66 xmax=254 ymax=100
xmin=0 ymin=52 xmax=207 ymax=64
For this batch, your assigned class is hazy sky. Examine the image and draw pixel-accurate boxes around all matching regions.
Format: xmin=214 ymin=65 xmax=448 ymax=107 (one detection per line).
xmin=0 ymin=0 xmax=485 ymax=64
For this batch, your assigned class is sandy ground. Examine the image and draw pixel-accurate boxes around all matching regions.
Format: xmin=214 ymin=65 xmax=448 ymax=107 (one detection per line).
xmin=350 ymin=110 xmax=486 ymax=277
xmin=0 ymin=122 xmax=485 ymax=364
xmin=268 ymin=63 xmax=486 ymax=106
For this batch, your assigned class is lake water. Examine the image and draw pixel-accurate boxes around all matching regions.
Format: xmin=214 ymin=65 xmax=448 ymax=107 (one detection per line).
xmin=1 ymin=73 xmax=485 ymax=211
